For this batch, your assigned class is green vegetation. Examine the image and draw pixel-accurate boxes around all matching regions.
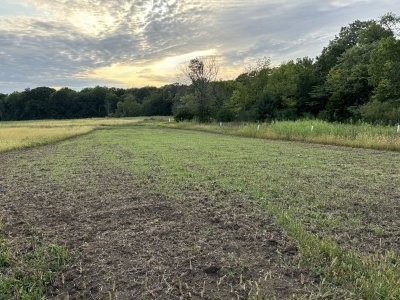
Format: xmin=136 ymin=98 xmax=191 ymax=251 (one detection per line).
xmin=1 ymin=117 xmax=398 ymax=153
xmin=37 ymin=126 xmax=399 ymax=299
xmin=158 ymin=119 xmax=400 ymax=151
xmin=1 ymin=118 xmax=399 ymax=298
xmin=1 ymin=8 xmax=399 ymax=300
xmin=0 ymin=226 xmax=67 ymax=300
xmin=175 ymin=13 xmax=400 ymax=124
xmin=0 ymin=85 xmax=176 ymax=121
xmin=1 ymin=116 xmax=398 ymax=154
xmin=1 ymin=14 xmax=399 ymax=124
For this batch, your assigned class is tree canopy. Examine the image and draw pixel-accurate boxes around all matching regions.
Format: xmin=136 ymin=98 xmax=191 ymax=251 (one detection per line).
xmin=0 ymin=14 xmax=399 ymax=124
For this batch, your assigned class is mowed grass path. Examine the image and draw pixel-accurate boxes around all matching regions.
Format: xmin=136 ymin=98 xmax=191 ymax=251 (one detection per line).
xmin=34 ymin=126 xmax=400 ymax=298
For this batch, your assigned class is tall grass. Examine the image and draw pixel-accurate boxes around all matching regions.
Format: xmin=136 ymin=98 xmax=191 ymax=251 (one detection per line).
xmin=0 ymin=126 xmax=95 ymax=153
xmin=163 ymin=119 xmax=400 ymax=151
xmin=0 ymin=117 xmax=149 ymax=153
xmin=0 ymin=117 xmax=145 ymax=128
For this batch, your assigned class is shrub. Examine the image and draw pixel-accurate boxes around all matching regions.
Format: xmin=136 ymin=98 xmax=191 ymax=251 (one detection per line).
xmin=174 ymin=107 xmax=195 ymax=122
xmin=360 ymin=100 xmax=400 ymax=124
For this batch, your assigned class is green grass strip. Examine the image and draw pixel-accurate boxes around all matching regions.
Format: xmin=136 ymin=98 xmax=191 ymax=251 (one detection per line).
xmin=152 ymin=119 xmax=400 ymax=152
xmin=267 ymin=206 xmax=400 ymax=299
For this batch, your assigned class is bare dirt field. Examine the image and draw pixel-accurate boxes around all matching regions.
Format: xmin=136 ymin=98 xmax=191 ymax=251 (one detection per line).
xmin=2 ymin=126 xmax=399 ymax=299
xmin=0 ymin=144 xmax=317 ymax=299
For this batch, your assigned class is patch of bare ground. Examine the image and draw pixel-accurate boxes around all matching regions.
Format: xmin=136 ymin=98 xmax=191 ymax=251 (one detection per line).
xmin=0 ymin=147 xmax=318 ymax=299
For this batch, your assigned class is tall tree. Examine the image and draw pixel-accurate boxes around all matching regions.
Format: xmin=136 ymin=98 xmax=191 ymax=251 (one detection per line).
xmin=368 ymin=37 xmax=400 ymax=102
xmin=24 ymin=87 xmax=56 ymax=119
xmin=181 ymin=57 xmax=219 ymax=122
xmin=50 ymin=88 xmax=79 ymax=119
xmin=315 ymin=20 xmax=374 ymax=78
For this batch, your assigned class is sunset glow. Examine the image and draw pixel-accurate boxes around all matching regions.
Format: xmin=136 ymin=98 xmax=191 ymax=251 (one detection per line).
xmin=0 ymin=0 xmax=399 ymax=92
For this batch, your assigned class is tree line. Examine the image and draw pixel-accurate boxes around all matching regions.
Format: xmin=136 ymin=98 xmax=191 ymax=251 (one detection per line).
xmin=0 ymin=13 xmax=399 ymax=124
xmin=0 ymin=85 xmax=182 ymax=121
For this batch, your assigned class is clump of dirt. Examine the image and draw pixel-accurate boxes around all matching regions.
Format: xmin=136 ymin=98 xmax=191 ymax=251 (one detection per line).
xmin=0 ymin=147 xmax=318 ymax=299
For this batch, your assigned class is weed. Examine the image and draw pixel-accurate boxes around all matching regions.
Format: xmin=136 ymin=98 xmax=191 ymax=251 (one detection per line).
xmin=0 ymin=228 xmax=68 ymax=300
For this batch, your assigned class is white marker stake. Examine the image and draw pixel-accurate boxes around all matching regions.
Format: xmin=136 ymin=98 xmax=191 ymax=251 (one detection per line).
xmin=257 ymin=124 xmax=260 ymax=131
xmin=397 ymin=124 xmax=400 ymax=134
xmin=311 ymin=125 xmax=314 ymax=132
xmin=220 ymin=122 xmax=222 ymax=127
xmin=169 ymin=118 xmax=171 ymax=123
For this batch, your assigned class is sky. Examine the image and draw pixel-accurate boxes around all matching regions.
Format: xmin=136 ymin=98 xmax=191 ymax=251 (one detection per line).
xmin=0 ymin=0 xmax=399 ymax=93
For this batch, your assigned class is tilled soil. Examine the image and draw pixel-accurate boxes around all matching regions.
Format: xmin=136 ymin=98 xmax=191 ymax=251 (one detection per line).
xmin=0 ymin=146 xmax=317 ymax=299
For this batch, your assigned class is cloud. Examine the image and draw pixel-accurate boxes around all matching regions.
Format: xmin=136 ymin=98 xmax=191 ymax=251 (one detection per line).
xmin=84 ymin=49 xmax=217 ymax=86
xmin=329 ymin=0 xmax=369 ymax=8
xmin=0 ymin=0 xmax=399 ymax=92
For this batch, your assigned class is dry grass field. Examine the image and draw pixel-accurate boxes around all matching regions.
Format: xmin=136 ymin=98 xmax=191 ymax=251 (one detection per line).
xmin=0 ymin=118 xmax=145 ymax=153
